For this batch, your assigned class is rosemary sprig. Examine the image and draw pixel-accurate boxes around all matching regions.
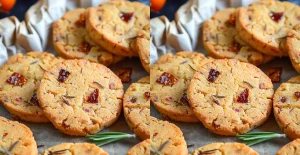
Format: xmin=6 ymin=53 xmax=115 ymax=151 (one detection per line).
xmin=87 ymin=132 xmax=136 ymax=146
xmin=237 ymin=132 xmax=286 ymax=146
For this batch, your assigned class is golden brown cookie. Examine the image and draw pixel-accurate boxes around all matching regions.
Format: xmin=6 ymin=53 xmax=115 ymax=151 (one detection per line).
xmin=137 ymin=24 xmax=150 ymax=73
xmin=0 ymin=116 xmax=38 ymax=155
xmin=123 ymin=76 xmax=150 ymax=140
xmin=187 ymin=59 xmax=274 ymax=136
xmin=86 ymin=1 xmax=150 ymax=57
xmin=286 ymin=24 xmax=300 ymax=73
xmin=150 ymin=51 xmax=213 ymax=122
xmin=191 ymin=142 xmax=258 ymax=155
xmin=37 ymin=59 xmax=124 ymax=136
xmin=0 ymin=52 xmax=63 ymax=122
xmin=203 ymin=8 xmax=274 ymax=66
xmin=41 ymin=143 xmax=108 ymax=155
xmin=53 ymin=8 xmax=124 ymax=66
xmin=127 ymin=139 xmax=150 ymax=155
xmin=277 ymin=139 xmax=300 ymax=155
xmin=150 ymin=117 xmax=188 ymax=155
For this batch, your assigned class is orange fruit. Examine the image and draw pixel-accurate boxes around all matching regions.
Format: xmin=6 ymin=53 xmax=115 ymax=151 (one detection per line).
xmin=151 ymin=0 xmax=166 ymax=12
xmin=0 ymin=0 xmax=16 ymax=12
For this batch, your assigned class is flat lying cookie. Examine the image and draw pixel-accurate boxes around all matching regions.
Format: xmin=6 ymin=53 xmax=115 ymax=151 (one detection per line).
xmin=273 ymin=76 xmax=300 ymax=140
xmin=277 ymin=139 xmax=300 ymax=155
xmin=37 ymin=59 xmax=124 ymax=136
xmin=53 ymin=8 xmax=124 ymax=66
xmin=41 ymin=143 xmax=108 ymax=155
xmin=286 ymin=24 xmax=300 ymax=73
xmin=127 ymin=139 xmax=150 ymax=155
xmin=150 ymin=117 xmax=188 ymax=155
xmin=187 ymin=59 xmax=274 ymax=136
xmin=150 ymin=51 xmax=213 ymax=122
xmin=123 ymin=76 xmax=150 ymax=140
xmin=137 ymin=24 xmax=150 ymax=73
xmin=203 ymin=8 xmax=274 ymax=66
xmin=0 ymin=52 xmax=63 ymax=122
xmin=0 ymin=116 xmax=38 ymax=155
xmin=86 ymin=1 xmax=150 ymax=57
xmin=191 ymin=142 xmax=258 ymax=155
xmin=236 ymin=0 xmax=300 ymax=57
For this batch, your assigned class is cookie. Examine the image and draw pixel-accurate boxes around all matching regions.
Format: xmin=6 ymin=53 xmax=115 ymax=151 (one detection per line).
xmin=37 ymin=59 xmax=124 ymax=136
xmin=203 ymin=8 xmax=274 ymax=66
xmin=286 ymin=24 xmax=300 ymax=73
xmin=137 ymin=24 xmax=150 ymax=73
xmin=86 ymin=1 xmax=150 ymax=57
xmin=41 ymin=143 xmax=108 ymax=155
xmin=0 ymin=52 xmax=63 ymax=122
xmin=236 ymin=0 xmax=300 ymax=57
xmin=277 ymin=139 xmax=300 ymax=155
xmin=150 ymin=51 xmax=213 ymax=122
xmin=273 ymin=76 xmax=300 ymax=140
xmin=150 ymin=117 xmax=188 ymax=155
xmin=187 ymin=59 xmax=274 ymax=136
xmin=0 ymin=116 xmax=38 ymax=155
xmin=53 ymin=8 xmax=124 ymax=66
xmin=123 ymin=76 xmax=150 ymax=140
xmin=191 ymin=142 xmax=258 ymax=155
xmin=127 ymin=139 xmax=150 ymax=155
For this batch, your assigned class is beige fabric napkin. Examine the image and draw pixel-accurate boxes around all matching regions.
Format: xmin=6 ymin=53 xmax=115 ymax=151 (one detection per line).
xmin=150 ymin=0 xmax=257 ymax=64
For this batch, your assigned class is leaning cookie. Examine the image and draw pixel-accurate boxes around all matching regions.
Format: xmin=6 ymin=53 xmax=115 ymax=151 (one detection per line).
xmin=53 ymin=8 xmax=124 ymax=66
xmin=188 ymin=59 xmax=274 ymax=136
xmin=191 ymin=142 xmax=258 ymax=155
xmin=277 ymin=139 xmax=300 ymax=155
xmin=137 ymin=24 xmax=150 ymax=73
xmin=37 ymin=59 xmax=124 ymax=136
xmin=0 ymin=52 xmax=63 ymax=122
xmin=0 ymin=116 xmax=38 ymax=155
xmin=286 ymin=24 xmax=300 ymax=73
xmin=123 ymin=76 xmax=150 ymax=140
xmin=273 ymin=75 xmax=300 ymax=140
xmin=41 ymin=143 xmax=108 ymax=155
xmin=203 ymin=8 xmax=274 ymax=66
xmin=86 ymin=1 xmax=150 ymax=57
xmin=150 ymin=51 xmax=213 ymax=122
xmin=236 ymin=0 xmax=300 ymax=57
xmin=127 ymin=139 xmax=150 ymax=155
xmin=150 ymin=117 xmax=188 ymax=155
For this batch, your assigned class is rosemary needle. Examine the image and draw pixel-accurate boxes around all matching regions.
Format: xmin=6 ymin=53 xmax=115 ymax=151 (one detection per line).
xmin=87 ymin=132 xmax=136 ymax=146
xmin=237 ymin=132 xmax=286 ymax=146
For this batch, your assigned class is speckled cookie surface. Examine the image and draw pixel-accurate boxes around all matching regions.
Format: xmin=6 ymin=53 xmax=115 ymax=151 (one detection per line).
xmin=0 ymin=52 xmax=63 ymax=122
xmin=0 ymin=116 xmax=38 ymax=155
xmin=286 ymin=24 xmax=300 ymax=73
xmin=127 ymin=139 xmax=150 ymax=155
xmin=191 ymin=142 xmax=258 ymax=155
xmin=53 ymin=8 xmax=123 ymax=66
xmin=203 ymin=8 xmax=274 ymax=66
xmin=150 ymin=117 xmax=188 ymax=155
xmin=150 ymin=51 xmax=213 ymax=122
xmin=37 ymin=59 xmax=124 ymax=136
xmin=86 ymin=1 xmax=150 ymax=57
xmin=273 ymin=76 xmax=300 ymax=140
xmin=277 ymin=139 xmax=300 ymax=155
xmin=123 ymin=76 xmax=150 ymax=140
xmin=137 ymin=24 xmax=150 ymax=73
xmin=41 ymin=143 xmax=108 ymax=155
xmin=236 ymin=0 xmax=300 ymax=57
xmin=187 ymin=59 xmax=274 ymax=136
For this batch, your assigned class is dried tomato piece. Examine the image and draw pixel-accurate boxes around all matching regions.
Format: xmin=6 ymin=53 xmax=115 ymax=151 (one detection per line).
xmin=109 ymin=83 xmax=115 ymax=89
xmin=269 ymin=12 xmax=284 ymax=23
xmin=295 ymin=92 xmax=300 ymax=99
xmin=259 ymin=83 xmax=265 ymax=89
xmin=226 ymin=13 xmax=236 ymax=26
xmin=280 ymin=97 xmax=287 ymax=103
xmin=79 ymin=41 xmax=92 ymax=53
xmin=207 ymin=69 xmax=220 ymax=83
xmin=6 ymin=72 xmax=27 ymax=86
xmin=237 ymin=88 xmax=249 ymax=103
xmin=30 ymin=92 xmax=40 ymax=106
xmin=156 ymin=72 xmax=179 ymax=86
xmin=130 ymin=97 xmax=137 ymax=103
xmin=165 ymin=97 xmax=173 ymax=101
xmin=3 ymin=133 xmax=8 ymax=137
xmin=117 ymin=68 xmax=132 ymax=83
xmin=75 ymin=13 xmax=85 ymax=27
xmin=180 ymin=93 xmax=189 ymax=105
xmin=87 ymin=89 xmax=99 ymax=103
xmin=229 ymin=41 xmax=241 ymax=53
xmin=267 ymin=68 xmax=282 ymax=83
xmin=144 ymin=92 xmax=150 ymax=100
xmin=58 ymin=69 xmax=70 ymax=83
xmin=119 ymin=12 xmax=134 ymax=23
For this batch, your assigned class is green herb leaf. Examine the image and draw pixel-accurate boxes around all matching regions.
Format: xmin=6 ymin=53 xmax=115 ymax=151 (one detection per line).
xmin=237 ymin=132 xmax=286 ymax=146
xmin=87 ymin=132 xmax=136 ymax=146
